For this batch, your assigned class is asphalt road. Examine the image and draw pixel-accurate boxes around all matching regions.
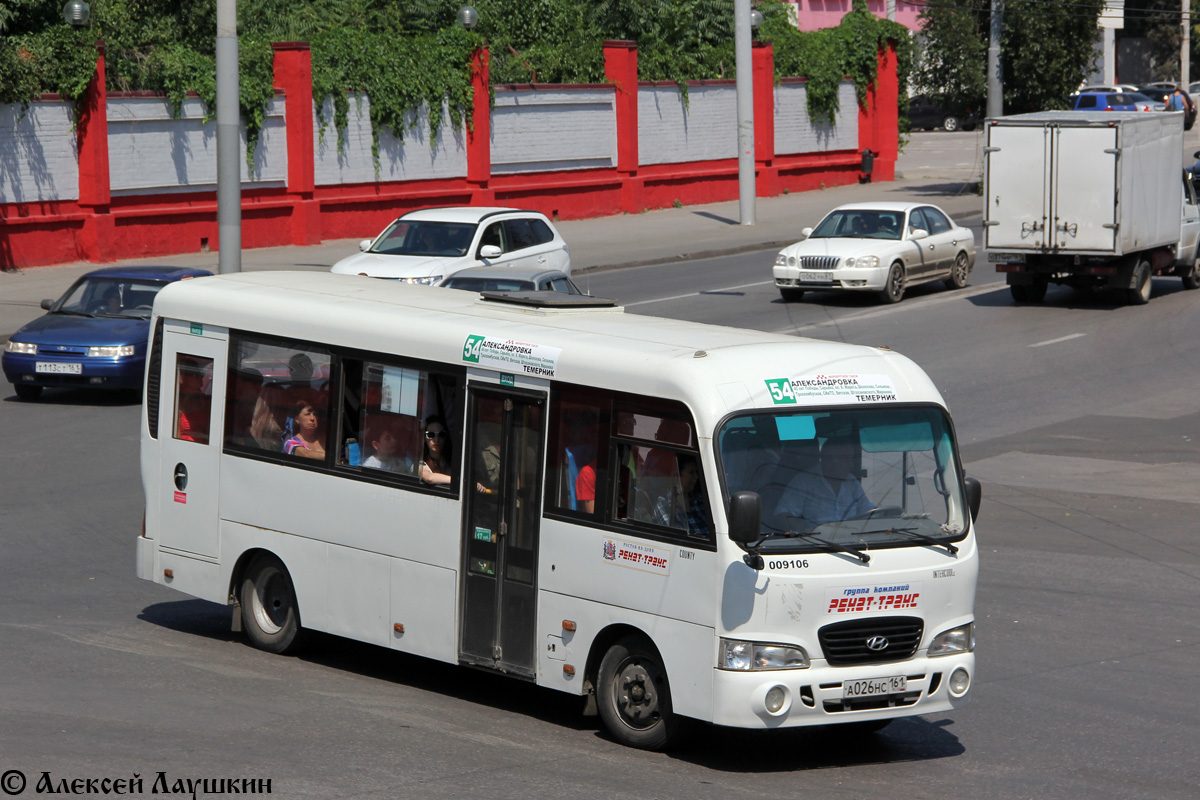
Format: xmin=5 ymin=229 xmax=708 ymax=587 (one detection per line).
xmin=3 ymin=145 xmax=1199 ymax=797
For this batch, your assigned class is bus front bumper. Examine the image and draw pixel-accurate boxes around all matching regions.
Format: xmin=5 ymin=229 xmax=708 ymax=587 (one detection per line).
xmin=710 ymin=653 xmax=974 ymax=729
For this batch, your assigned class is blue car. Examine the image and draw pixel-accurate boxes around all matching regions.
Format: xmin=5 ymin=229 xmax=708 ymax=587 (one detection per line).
xmin=1070 ymin=91 xmax=1156 ymax=112
xmin=2 ymin=266 xmax=212 ymax=400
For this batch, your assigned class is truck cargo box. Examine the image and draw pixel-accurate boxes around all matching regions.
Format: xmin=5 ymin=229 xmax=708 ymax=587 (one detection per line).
xmin=983 ymin=111 xmax=1183 ymax=256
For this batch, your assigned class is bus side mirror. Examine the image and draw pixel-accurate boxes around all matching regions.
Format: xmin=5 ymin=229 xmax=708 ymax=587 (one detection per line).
xmin=728 ymin=491 xmax=761 ymax=543
xmin=964 ymin=476 xmax=982 ymax=521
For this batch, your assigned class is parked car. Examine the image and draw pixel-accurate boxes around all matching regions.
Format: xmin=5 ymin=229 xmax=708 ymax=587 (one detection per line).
xmin=331 ymin=207 xmax=571 ymax=283
xmin=1077 ymin=84 xmax=1141 ymax=94
xmin=772 ymin=202 xmax=976 ymax=304
xmin=439 ymin=265 xmax=584 ymax=295
xmin=1070 ymin=91 xmax=1157 ymax=112
xmin=907 ymin=94 xmax=979 ymax=132
xmin=2 ymin=266 xmax=212 ymax=400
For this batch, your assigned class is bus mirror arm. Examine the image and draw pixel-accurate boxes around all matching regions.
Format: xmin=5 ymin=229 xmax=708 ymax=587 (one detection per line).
xmin=728 ymin=491 xmax=765 ymax=570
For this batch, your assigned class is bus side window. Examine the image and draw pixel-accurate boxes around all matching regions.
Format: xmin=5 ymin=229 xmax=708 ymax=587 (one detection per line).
xmin=174 ymin=354 xmax=213 ymax=444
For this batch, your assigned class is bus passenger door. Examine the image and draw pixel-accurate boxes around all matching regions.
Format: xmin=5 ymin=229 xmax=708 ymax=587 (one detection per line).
xmin=459 ymin=388 xmax=545 ymax=678
xmin=157 ymin=330 xmax=226 ymax=558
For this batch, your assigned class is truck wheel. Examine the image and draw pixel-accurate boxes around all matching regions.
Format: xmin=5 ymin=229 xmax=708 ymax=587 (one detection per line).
xmin=1127 ymin=260 xmax=1152 ymax=305
xmin=1180 ymin=257 xmax=1200 ymax=290
xmin=943 ymin=116 xmax=960 ymax=132
xmin=878 ymin=263 xmax=906 ymax=304
xmin=240 ymin=553 xmax=305 ymax=655
xmin=779 ymin=287 xmax=805 ymax=302
xmin=596 ymin=635 xmax=679 ymax=750
xmin=945 ymin=251 xmax=971 ymax=290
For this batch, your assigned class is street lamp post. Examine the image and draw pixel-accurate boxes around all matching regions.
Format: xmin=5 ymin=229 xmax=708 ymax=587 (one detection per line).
xmin=216 ymin=0 xmax=241 ymax=273
xmin=735 ymin=0 xmax=761 ymax=225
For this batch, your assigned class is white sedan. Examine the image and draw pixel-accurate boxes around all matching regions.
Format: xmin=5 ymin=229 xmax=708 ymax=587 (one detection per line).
xmin=773 ymin=202 xmax=975 ymax=304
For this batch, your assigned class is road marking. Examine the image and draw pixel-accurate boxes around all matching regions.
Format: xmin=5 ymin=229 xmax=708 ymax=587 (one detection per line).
xmin=1029 ymin=333 xmax=1086 ymax=348
xmin=773 ymin=282 xmax=1005 ymax=334
xmin=623 ymin=280 xmax=773 ymax=307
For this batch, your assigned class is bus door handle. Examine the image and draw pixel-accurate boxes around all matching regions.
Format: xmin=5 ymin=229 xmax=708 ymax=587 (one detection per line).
xmin=173 ymin=463 xmax=188 ymax=491
xmin=498 ymin=521 xmax=508 ymax=538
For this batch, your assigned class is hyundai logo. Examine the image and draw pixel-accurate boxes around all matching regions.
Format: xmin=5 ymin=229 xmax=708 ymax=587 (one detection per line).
xmin=865 ymin=636 xmax=889 ymax=651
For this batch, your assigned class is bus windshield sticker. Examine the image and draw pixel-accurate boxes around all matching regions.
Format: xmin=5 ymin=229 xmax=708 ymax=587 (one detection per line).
xmin=462 ymin=334 xmax=562 ymax=378
xmin=825 ymin=583 xmax=923 ymax=615
xmin=603 ymin=538 xmax=671 ymax=575
xmin=766 ymin=373 xmax=899 ymax=405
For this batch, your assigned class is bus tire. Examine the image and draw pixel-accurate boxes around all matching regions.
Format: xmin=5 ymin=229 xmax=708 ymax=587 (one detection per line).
xmin=596 ymin=636 xmax=679 ymax=750
xmin=240 ymin=553 xmax=305 ymax=654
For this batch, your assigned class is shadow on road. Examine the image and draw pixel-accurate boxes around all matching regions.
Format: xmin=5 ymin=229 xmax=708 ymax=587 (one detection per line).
xmin=1 ymin=387 xmax=141 ymax=406
xmin=140 ymin=598 xmax=968 ymax=767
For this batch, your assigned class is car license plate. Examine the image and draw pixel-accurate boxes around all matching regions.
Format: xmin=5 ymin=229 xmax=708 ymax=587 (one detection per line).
xmin=987 ymin=252 xmax=1025 ymax=263
xmin=35 ymin=362 xmax=82 ymax=375
xmin=801 ymin=271 xmax=833 ymax=283
xmin=843 ymin=675 xmax=907 ymax=698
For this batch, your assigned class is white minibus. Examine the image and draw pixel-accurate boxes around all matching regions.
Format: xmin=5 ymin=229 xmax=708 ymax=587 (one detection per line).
xmin=138 ymin=271 xmax=980 ymax=749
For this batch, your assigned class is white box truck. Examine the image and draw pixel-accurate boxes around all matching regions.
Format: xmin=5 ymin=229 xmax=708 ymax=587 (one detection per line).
xmin=984 ymin=111 xmax=1200 ymax=304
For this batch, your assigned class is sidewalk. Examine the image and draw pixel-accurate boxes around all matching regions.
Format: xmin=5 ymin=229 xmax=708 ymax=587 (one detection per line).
xmin=0 ymin=176 xmax=982 ymax=340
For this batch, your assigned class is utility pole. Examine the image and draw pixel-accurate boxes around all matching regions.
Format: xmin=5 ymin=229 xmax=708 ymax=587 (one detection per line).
xmin=1183 ymin=0 xmax=1191 ymax=88
xmin=734 ymin=0 xmax=755 ymax=225
xmin=987 ymin=0 xmax=1003 ymax=118
xmin=216 ymin=0 xmax=241 ymax=273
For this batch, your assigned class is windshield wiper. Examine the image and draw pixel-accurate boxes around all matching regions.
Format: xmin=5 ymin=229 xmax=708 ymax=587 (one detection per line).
xmin=853 ymin=526 xmax=959 ymax=556
xmin=779 ymin=529 xmax=870 ymax=564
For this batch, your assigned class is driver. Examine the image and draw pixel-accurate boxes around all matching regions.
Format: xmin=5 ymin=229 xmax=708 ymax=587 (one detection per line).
xmin=773 ymin=435 xmax=874 ymax=526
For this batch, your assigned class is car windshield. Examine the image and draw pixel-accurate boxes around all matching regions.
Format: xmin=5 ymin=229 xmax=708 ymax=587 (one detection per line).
xmin=370 ymin=221 xmax=477 ymax=257
xmin=809 ymin=209 xmax=904 ymax=241
xmin=55 ymin=277 xmax=168 ymax=319
xmin=717 ymin=406 xmax=968 ymax=555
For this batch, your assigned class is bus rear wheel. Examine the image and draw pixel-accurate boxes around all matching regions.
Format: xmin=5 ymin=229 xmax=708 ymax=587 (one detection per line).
xmin=241 ymin=553 xmax=304 ymax=654
xmin=596 ymin=636 xmax=679 ymax=750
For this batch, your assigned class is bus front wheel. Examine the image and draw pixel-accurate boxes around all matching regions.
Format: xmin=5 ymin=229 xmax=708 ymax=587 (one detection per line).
xmin=596 ymin=635 xmax=679 ymax=750
xmin=241 ymin=553 xmax=304 ymax=654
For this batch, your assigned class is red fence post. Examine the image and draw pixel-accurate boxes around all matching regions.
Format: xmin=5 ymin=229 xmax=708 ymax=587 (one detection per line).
xmin=272 ymin=42 xmax=321 ymax=245
xmin=466 ymin=48 xmax=494 ymax=205
xmin=752 ymin=41 xmax=777 ymax=197
xmin=76 ymin=40 xmax=113 ymax=261
xmin=604 ymin=40 xmax=642 ymax=213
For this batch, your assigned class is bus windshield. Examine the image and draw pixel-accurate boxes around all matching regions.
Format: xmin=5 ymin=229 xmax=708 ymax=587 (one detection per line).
xmin=717 ymin=406 xmax=967 ymax=554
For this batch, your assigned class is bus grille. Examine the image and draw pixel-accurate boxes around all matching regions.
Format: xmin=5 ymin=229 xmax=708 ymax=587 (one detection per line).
xmin=818 ymin=616 xmax=923 ymax=666
xmin=799 ymin=256 xmax=841 ymax=270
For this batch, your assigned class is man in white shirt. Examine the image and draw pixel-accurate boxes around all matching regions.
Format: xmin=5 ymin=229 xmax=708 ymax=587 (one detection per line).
xmin=773 ymin=435 xmax=873 ymax=527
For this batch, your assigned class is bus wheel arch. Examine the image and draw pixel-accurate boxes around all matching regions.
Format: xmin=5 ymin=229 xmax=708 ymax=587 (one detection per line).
xmin=590 ymin=627 xmax=680 ymax=750
xmin=238 ymin=550 xmax=306 ymax=655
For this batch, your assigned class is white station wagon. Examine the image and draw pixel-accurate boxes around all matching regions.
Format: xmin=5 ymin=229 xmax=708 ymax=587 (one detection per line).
xmin=773 ymin=202 xmax=975 ymax=304
xmin=332 ymin=207 xmax=571 ymax=284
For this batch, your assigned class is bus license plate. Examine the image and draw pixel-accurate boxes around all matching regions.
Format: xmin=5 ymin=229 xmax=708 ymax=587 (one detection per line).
xmin=35 ymin=362 xmax=82 ymax=375
xmin=801 ymin=272 xmax=833 ymax=283
xmin=843 ymin=675 xmax=906 ymax=698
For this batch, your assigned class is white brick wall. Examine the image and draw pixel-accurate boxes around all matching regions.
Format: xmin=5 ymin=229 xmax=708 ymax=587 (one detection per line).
xmin=313 ymin=95 xmax=467 ymax=186
xmin=107 ymin=96 xmax=286 ymax=194
xmin=639 ymin=84 xmax=738 ymax=166
xmin=775 ymin=80 xmax=858 ymax=155
xmin=0 ymin=101 xmax=78 ymax=203
xmin=491 ymin=88 xmax=616 ymax=174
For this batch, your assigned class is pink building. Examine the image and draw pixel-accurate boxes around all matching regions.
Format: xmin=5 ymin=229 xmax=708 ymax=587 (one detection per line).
xmin=787 ymin=0 xmax=922 ymax=33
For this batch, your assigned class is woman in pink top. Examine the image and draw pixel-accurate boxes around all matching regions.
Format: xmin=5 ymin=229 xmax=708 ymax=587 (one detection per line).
xmin=283 ymin=400 xmax=326 ymax=460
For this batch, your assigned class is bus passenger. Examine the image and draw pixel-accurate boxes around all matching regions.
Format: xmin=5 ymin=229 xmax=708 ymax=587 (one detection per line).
xmin=773 ymin=435 xmax=872 ymax=527
xmin=652 ymin=455 xmax=710 ymax=537
xmin=418 ymin=415 xmax=453 ymax=485
xmin=283 ymin=400 xmax=326 ymax=460
xmin=362 ymin=421 xmax=410 ymax=473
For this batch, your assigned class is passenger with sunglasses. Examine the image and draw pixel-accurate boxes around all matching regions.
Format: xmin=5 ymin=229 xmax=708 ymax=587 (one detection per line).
xmin=418 ymin=415 xmax=453 ymax=485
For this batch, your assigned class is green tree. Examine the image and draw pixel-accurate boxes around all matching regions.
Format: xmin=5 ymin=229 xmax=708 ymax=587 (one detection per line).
xmin=1002 ymin=0 xmax=1103 ymax=112
xmin=913 ymin=0 xmax=986 ymax=105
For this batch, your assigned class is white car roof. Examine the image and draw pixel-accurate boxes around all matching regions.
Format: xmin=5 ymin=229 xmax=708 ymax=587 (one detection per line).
xmin=826 ymin=201 xmax=932 ymax=212
xmin=399 ymin=206 xmax=545 ymax=224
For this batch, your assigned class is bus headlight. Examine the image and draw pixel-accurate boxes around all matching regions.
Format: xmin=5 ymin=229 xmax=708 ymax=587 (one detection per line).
xmin=928 ymin=622 xmax=975 ymax=656
xmin=948 ymin=667 xmax=971 ymax=697
xmin=720 ymin=639 xmax=810 ymax=670
xmin=87 ymin=345 xmax=135 ymax=357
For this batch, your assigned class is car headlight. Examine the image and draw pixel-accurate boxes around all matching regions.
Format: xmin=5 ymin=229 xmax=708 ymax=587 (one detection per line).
xmin=720 ymin=638 xmax=810 ymax=670
xmin=5 ymin=341 xmax=37 ymax=354
xmin=928 ymin=622 xmax=975 ymax=656
xmin=845 ymin=255 xmax=880 ymax=269
xmin=87 ymin=345 xmax=136 ymax=358
xmin=775 ymin=253 xmax=788 ymax=266
xmin=398 ymin=275 xmax=443 ymax=286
